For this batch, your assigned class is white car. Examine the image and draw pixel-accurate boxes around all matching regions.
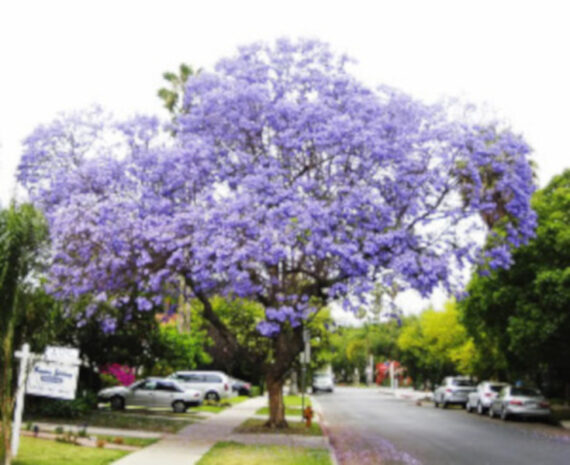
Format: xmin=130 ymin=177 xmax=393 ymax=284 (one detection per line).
xmin=97 ymin=377 xmax=202 ymax=413
xmin=466 ymin=381 xmax=508 ymax=414
xmin=168 ymin=371 xmax=232 ymax=401
xmin=434 ymin=376 xmax=476 ymax=408
xmin=312 ymin=373 xmax=334 ymax=393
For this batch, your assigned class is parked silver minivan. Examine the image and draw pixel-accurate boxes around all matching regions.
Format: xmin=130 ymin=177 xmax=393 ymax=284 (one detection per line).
xmin=168 ymin=371 xmax=232 ymax=401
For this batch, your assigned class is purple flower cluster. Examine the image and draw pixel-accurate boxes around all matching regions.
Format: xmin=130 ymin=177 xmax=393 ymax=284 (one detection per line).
xmin=18 ymin=39 xmax=536 ymax=336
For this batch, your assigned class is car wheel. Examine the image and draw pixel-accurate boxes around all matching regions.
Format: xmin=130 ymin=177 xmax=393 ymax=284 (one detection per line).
xmin=442 ymin=401 xmax=448 ymax=409
xmin=477 ymin=402 xmax=484 ymax=415
xmin=434 ymin=398 xmax=439 ymax=408
xmin=205 ymin=391 xmax=220 ymax=402
xmin=489 ymin=406 xmax=495 ymax=419
xmin=466 ymin=402 xmax=473 ymax=413
xmin=172 ymin=400 xmax=187 ymax=413
xmin=110 ymin=396 xmax=125 ymax=411
xmin=500 ymin=407 xmax=509 ymax=421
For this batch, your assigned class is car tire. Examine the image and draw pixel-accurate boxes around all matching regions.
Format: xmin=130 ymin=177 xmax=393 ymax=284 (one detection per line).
xmin=434 ymin=399 xmax=439 ymax=408
xmin=466 ymin=402 xmax=473 ymax=413
xmin=205 ymin=391 xmax=220 ymax=402
xmin=442 ymin=401 xmax=448 ymax=409
xmin=477 ymin=402 xmax=484 ymax=415
xmin=489 ymin=406 xmax=495 ymax=419
xmin=500 ymin=408 xmax=509 ymax=421
xmin=173 ymin=400 xmax=187 ymax=414
xmin=110 ymin=396 xmax=125 ymax=411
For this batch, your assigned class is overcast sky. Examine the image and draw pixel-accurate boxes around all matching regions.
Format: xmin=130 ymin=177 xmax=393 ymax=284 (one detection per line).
xmin=1 ymin=0 xmax=568 ymax=318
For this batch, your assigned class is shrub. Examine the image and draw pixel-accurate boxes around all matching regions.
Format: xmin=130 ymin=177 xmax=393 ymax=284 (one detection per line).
xmin=26 ymin=392 xmax=98 ymax=419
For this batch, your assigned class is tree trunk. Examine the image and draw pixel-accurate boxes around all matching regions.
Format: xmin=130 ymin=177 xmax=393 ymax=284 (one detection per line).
xmin=0 ymin=319 xmax=14 ymax=465
xmin=264 ymin=329 xmax=304 ymax=428
xmin=266 ymin=372 xmax=287 ymax=428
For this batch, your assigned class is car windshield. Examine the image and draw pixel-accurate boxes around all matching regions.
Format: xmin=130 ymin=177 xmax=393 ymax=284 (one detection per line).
xmin=452 ymin=379 xmax=474 ymax=387
xmin=490 ymin=385 xmax=504 ymax=392
xmin=511 ymin=387 xmax=540 ymax=397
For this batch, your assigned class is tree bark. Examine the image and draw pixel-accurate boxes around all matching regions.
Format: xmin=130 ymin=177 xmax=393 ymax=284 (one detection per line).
xmin=264 ymin=329 xmax=304 ymax=428
xmin=266 ymin=372 xmax=287 ymax=428
xmin=0 ymin=318 xmax=14 ymax=465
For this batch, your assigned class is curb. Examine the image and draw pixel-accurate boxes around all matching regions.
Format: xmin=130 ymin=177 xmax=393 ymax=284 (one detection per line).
xmin=310 ymin=397 xmax=340 ymax=465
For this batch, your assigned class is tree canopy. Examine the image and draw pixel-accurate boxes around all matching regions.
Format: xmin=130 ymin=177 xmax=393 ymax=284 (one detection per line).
xmin=17 ymin=38 xmax=537 ymax=425
xmin=18 ymin=39 xmax=535 ymax=332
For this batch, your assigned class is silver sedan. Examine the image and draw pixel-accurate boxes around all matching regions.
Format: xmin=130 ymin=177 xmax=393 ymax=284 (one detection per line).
xmin=489 ymin=386 xmax=551 ymax=421
xmin=98 ymin=377 xmax=203 ymax=413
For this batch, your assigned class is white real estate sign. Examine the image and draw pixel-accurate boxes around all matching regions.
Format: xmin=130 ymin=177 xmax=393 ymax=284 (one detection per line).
xmin=26 ymin=345 xmax=80 ymax=400
xmin=12 ymin=344 xmax=81 ymax=456
xmin=26 ymin=361 xmax=79 ymax=400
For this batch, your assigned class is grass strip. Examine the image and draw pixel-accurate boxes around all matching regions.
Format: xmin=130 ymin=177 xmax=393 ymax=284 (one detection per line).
xmin=95 ymin=435 xmax=159 ymax=448
xmin=27 ymin=411 xmax=192 ymax=433
xmin=196 ymin=441 xmax=331 ymax=465
xmin=13 ymin=436 xmax=128 ymax=465
xmin=255 ymin=407 xmax=304 ymax=416
xmin=234 ymin=418 xmax=322 ymax=436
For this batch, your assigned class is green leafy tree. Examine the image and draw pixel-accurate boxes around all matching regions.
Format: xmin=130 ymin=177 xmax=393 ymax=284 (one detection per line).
xmin=397 ymin=301 xmax=473 ymax=388
xmin=330 ymin=320 xmax=402 ymax=383
xmin=0 ymin=204 xmax=48 ymax=465
xmin=459 ymin=170 xmax=570 ymax=398
xmin=157 ymin=63 xmax=198 ymax=114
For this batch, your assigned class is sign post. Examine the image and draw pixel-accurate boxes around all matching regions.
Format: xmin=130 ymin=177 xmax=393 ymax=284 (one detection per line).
xmin=11 ymin=344 xmax=80 ymax=457
xmin=12 ymin=344 xmax=30 ymax=457
xmin=301 ymin=329 xmax=310 ymax=416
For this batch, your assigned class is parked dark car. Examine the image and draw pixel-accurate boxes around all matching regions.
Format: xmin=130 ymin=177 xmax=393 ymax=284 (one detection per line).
xmin=231 ymin=378 xmax=252 ymax=396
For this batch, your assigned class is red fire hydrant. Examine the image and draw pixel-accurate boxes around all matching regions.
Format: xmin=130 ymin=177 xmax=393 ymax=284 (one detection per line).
xmin=303 ymin=406 xmax=314 ymax=428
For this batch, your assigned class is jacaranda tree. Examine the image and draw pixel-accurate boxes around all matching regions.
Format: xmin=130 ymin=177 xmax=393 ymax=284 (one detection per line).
xmin=18 ymin=39 xmax=536 ymax=427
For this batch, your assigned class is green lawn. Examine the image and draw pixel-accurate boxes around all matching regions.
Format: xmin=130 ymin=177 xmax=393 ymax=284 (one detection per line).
xmin=14 ymin=437 xmax=128 ymax=465
xmin=255 ymin=395 xmax=311 ymax=416
xmin=193 ymin=405 xmax=226 ymax=413
xmin=255 ymin=407 xmax=305 ymax=416
xmin=28 ymin=411 xmax=192 ymax=433
xmin=234 ymin=418 xmax=322 ymax=436
xmin=95 ymin=435 xmax=159 ymax=447
xmin=283 ymin=395 xmax=312 ymax=408
xmin=196 ymin=441 xmax=331 ymax=465
xmin=226 ymin=396 xmax=250 ymax=405
xmin=194 ymin=395 xmax=251 ymax=413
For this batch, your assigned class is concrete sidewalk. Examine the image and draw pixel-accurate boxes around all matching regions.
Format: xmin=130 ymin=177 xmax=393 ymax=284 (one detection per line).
xmin=112 ymin=396 xmax=267 ymax=465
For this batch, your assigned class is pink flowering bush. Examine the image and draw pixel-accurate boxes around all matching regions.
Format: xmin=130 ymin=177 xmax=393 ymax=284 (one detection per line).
xmin=100 ymin=364 xmax=136 ymax=386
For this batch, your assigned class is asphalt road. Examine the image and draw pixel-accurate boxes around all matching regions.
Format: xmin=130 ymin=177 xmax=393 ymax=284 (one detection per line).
xmin=316 ymin=387 xmax=570 ymax=465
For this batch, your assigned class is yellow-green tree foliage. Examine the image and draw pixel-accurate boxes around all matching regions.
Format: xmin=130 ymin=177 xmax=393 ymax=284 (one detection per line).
xmin=397 ymin=301 xmax=475 ymax=385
